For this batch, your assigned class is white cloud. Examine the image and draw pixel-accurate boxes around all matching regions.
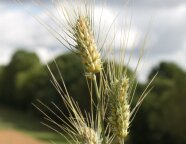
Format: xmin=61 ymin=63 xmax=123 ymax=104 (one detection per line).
xmin=0 ymin=1 xmax=185 ymax=82
xmin=0 ymin=3 xmax=64 ymax=65
xmin=0 ymin=48 xmax=15 ymax=65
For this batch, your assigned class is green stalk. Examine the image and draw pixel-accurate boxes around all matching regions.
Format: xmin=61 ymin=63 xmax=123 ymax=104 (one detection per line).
xmin=120 ymin=139 xmax=124 ymax=144
xmin=93 ymin=74 xmax=106 ymax=144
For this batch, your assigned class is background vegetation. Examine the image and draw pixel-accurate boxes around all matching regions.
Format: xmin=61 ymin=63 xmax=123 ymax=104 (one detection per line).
xmin=0 ymin=49 xmax=186 ymax=144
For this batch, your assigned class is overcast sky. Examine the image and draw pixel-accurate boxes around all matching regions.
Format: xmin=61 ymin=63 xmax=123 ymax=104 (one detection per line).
xmin=0 ymin=0 xmax=185 ymax=82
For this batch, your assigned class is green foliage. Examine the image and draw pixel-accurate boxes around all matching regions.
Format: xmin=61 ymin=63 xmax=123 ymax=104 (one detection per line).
xmin=0 ymin=66 xmax=5 ymax=100
xmin=15 ymin=65 xmax=49 ymax=109
xmin=0 ymin=50 xmax=90 ymax=114
xmin=0 ymin=50 xmax=41 ymax=108
xmin=9 ymin=49 xmax=40 ymax=72
xmin=131 ymin=62 xmax=186 ymax=144
xmin=148 ymin=62 xmax=183 ymax=80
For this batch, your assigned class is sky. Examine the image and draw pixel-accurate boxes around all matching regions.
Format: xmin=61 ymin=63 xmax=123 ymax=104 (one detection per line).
xmin=0 ymin=0 xmax=186 ymax=82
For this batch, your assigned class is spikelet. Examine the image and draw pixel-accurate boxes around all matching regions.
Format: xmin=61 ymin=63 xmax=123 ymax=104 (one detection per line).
xmin=108 ymin=77 xmax=130 ymax=143
xmin=77 ymin=125 xmax=102 ymax=144
xmin=74 ymin=16 xmax=102 ymax=78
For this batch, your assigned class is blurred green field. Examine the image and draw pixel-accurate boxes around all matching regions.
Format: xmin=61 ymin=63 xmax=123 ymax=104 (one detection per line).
xmin=0 ymin=106 xmax=68 ymax=144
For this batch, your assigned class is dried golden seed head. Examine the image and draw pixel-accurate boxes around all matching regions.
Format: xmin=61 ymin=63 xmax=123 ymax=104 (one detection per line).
xmin=79 ymin=126 xmax=101 ymax=144
xmin=108 ymin=77 xmax=130 ymax=140
xmin=74 ymin=16 xmax=102 ymax=77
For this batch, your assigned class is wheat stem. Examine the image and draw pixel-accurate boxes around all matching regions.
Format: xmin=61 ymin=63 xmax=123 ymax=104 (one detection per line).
xmin=92 ymin=74 xmax=106 ymax=143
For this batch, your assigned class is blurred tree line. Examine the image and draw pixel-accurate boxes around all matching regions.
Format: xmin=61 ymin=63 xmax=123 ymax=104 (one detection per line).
xmin=0 ymin=49 xmax=186 ymax=144
xmin=0 ymin=50 xmax=90 ymax=112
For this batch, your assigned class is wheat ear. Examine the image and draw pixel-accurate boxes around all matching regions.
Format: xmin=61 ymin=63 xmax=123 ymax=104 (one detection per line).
xmin=108 ymin=77 xmax=130 ymax=143
xmin=74 ymin=16 xmax=102 ymax=79
xmin=77 ymin=125 xmax=102 ymax=144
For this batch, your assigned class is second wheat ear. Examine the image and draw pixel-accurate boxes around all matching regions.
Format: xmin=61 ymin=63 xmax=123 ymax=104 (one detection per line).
xmin=108 ymin=77 xmax=130 ymax=143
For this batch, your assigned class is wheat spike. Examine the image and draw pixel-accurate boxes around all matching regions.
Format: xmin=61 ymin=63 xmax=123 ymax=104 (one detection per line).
xmin=108 ymin=77 xmax=130 ymax=143
xmin=77 ymin=125 xmax=102 ymax=144
xmin=74 ymin=16 xmax=102 ymax=78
